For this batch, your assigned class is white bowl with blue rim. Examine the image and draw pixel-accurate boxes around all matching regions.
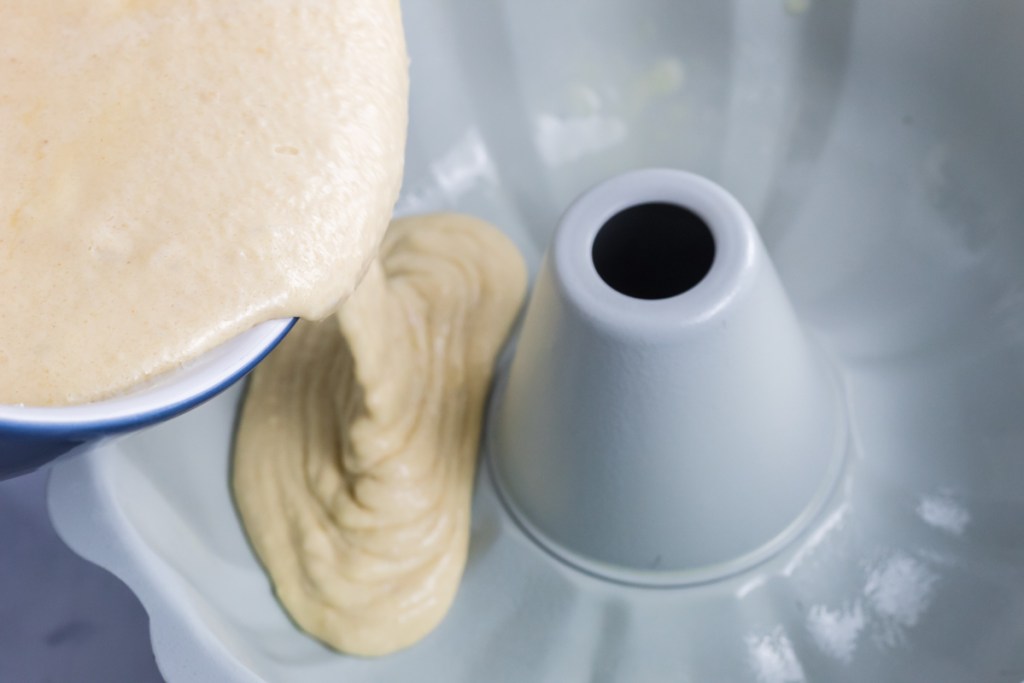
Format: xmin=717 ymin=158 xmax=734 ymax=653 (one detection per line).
xmin=0 ymin=319 xmax=294 ymax=478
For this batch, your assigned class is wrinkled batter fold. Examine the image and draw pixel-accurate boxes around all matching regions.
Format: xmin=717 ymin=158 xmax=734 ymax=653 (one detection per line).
xmin=232 ymin=213 xmax=527 ymax=656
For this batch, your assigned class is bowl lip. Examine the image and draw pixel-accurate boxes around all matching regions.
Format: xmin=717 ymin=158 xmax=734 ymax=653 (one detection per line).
xmin=0 ymin=318 xmax=296 ymax=435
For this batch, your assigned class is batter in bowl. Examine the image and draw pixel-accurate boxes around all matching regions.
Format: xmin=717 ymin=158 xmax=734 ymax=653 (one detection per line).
xmin=232 ymin=213 xmax=527 ymax=656
xmin=0 ymin=0 xmax=407 ymax=405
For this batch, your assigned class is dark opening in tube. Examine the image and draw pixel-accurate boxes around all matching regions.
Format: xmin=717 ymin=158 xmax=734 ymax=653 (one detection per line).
xmin=592 ymin=202 xmax=716 ymax=300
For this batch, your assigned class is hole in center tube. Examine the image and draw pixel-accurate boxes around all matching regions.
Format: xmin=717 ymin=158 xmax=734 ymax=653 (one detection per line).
xmin=592 ymin=202 xmax=716 ymax=300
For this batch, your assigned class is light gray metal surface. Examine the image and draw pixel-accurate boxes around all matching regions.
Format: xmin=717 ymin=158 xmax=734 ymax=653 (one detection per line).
xmin=44 ymin=0 xmax=1024 ymax=680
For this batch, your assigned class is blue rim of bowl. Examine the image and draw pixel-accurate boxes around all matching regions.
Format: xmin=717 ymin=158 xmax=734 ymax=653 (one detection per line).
xmin=0 ymin=318 xmax=296 ymax=437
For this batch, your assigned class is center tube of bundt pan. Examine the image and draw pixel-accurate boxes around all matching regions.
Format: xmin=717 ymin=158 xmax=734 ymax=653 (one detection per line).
xmin=490 ymin=169 xmax=847 ymax=586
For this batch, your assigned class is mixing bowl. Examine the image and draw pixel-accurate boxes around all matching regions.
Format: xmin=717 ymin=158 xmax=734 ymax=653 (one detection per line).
xmin=0 ymin=319 xmax=294 ymax=478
